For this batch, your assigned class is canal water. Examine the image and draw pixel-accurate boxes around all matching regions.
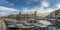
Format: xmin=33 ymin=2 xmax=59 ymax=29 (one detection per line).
xmin=47 ymin=25 xmax=57 ymax=30
xmin=7 ymin=27 xmax=17 ymax=30
xmin=7 ymin=25 xmax=57 ymax=30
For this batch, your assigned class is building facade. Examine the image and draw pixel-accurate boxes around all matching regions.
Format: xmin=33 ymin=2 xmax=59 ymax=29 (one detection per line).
xmin=5 ymin=11 xmax=37 ymax=21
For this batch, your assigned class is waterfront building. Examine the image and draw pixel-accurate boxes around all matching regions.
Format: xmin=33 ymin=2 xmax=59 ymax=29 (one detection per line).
xmin=4 ymin=11 xmax=37 ymax=21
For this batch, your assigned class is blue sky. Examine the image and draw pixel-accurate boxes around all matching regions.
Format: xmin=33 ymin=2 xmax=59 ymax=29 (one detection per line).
xmin=0 ymin=0 xmax=60 ymax=16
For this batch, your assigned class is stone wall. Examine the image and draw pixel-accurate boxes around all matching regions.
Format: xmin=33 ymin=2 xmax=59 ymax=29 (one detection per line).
xmin=0 ymin=20 xmax=6 ymax=30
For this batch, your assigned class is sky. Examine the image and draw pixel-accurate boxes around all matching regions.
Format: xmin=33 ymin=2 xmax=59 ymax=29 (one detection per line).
xmin=0 ymin=0 xmax=60 ymax=16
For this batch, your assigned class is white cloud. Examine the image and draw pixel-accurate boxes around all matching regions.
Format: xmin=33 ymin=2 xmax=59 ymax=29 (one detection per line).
xmin=18 ymin=0 xmax=60 ymax=17
xmin=20 ymin=0 xmax=56 ymax=17
xmin=0 ymin=6 xmax=18 ymax=11
xmin=0 ymin=6 xmax=19 ymax=16
xmin=0 ymin=0 xmax=5 ymax=2
xmin=27 ymin=1 xmax=31 ymax=4
xmin=21 ymin=0 xmax=51 ymax=17
xmin=41 ymin=0 xmax=49 ymax=7
xmin=0 ymin=0 xmax=57 ymax=17
xmin=10 ymin=4 xmax=14 ymax=6
xmin=5 ymin=1 xmax=9 ymax=3
xmin=27 ymin=0 xmax=41 ymax=4
xmin=30 ymin=0 xmax=39 ymax=2
xmin=0 ymin=0 xmax=14 ymax=6
xmin=35 ymin=8 xmax=56 ymax=17
xmin=21 ymin=1 xmax=60 ymax=17
xmin=56 ymin=3 xmax=60 ymax=9
xmin=0 ymin=0 xmax=8 ymax=4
